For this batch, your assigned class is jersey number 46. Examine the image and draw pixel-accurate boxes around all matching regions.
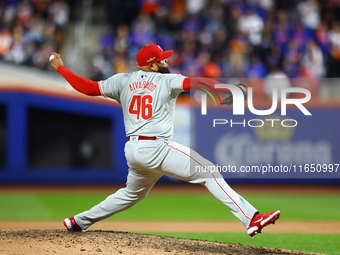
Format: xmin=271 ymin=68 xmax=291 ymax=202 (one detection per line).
xmin=128 ymin=95 xmax=153 ymax=120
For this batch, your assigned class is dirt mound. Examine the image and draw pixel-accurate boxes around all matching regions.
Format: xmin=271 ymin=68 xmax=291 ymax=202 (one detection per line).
xmin=0 ymin=230 xmax=322 ymax=255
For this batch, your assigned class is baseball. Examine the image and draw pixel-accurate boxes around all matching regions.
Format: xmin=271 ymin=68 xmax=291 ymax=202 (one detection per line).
xmin=49 ymin=55 xmax=55 ymax=61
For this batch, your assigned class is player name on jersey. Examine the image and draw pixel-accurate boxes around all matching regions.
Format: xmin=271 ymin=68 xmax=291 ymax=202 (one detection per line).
xmin=129 ymin=81 xmax=157 ymax=92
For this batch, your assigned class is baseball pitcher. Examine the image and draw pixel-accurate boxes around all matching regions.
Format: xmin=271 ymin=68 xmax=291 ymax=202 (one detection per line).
xmin=49 ymin=44 xmax=280 ymax=237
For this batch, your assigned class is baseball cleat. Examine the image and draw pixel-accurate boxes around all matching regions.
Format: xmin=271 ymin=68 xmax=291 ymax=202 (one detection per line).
xmin=247 ymin=210 xmax=280 ymax=237
xmin=63 ymin=217 xmax=87 ymax=232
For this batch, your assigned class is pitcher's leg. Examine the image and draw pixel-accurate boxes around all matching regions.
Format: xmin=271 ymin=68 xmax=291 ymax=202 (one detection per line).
xmin=202 ymin=176 xmax=257 ymax=227
xmin=161 ymin=140 xmax=257 ymax=227
xmin=74 ymin=169 xmax=162 ymax=229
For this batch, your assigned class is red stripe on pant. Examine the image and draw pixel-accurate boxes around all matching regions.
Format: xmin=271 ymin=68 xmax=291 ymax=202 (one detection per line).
xmin=163 ymin=141 xmax=252 ymax=221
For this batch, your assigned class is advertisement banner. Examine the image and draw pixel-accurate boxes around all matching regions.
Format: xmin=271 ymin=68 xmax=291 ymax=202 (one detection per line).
xmin=191 ymin=82 xmax=340 ymax=180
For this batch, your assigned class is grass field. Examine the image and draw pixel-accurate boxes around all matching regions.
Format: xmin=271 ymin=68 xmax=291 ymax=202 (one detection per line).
xmin=147 ymin=232 xmax=340 ymax=255
xmin=1 ymin=192 xmax=339 ymax=221
xmin=0 ymin=190 xmax=339 ymax=254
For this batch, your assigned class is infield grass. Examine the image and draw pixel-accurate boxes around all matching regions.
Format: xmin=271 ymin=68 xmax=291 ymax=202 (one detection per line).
xmin=147 ymin=232 xmax=340 ymax=255
xmin=0 ymin=192 xmax=339 ymax=221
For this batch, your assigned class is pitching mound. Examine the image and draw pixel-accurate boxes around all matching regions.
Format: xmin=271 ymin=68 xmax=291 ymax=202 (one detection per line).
xmin=0 ymin=230 xmax=321 ymax=255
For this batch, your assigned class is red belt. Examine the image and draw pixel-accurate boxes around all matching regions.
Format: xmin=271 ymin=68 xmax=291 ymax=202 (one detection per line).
xmin=128 ymin=136 xmax=157 ymax=141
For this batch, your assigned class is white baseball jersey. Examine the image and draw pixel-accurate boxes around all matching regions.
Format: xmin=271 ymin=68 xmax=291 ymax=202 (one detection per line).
xmin=99 ymin=70 xmax=186 ymax=139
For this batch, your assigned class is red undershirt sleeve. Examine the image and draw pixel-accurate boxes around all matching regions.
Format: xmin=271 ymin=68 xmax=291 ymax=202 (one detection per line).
xmin=56 ymin=66 xmax=101 ymax=96
xmin=183 ymin=77 xmax=191 ymax=91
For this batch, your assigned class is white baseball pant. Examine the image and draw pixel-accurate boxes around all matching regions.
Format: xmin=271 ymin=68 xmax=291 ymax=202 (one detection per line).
xmin=74 ymin=139 xmax=257 ymax=229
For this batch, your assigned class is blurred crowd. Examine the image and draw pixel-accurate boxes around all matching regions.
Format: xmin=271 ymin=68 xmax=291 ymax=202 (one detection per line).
xmin=0 ymin=0 xmax=70 ymax=70
xmin=2 ymin=0 xmax=340 ymax=92
xmin=90 ymin=0 xmax=340 ymax=83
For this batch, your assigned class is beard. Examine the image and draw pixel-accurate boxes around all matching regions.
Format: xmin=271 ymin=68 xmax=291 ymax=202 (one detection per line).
xmin=157 ymin=65 xmax=171 ymax=73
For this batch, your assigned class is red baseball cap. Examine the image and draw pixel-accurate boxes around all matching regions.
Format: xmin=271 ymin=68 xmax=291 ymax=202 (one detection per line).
xmin=136 ymin=44 xmax=173 ymax=66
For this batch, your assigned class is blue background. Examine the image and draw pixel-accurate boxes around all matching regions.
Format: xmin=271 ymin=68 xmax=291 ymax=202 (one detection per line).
xmin=193 ymin=106 xmax=340 ymax=182
xmin=1 ymin=91 xmax=339 ymax=184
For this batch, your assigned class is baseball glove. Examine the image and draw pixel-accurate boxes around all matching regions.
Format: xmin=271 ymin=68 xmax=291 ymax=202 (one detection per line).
xmin=221 ymin=83 xmax=247 ymax=105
